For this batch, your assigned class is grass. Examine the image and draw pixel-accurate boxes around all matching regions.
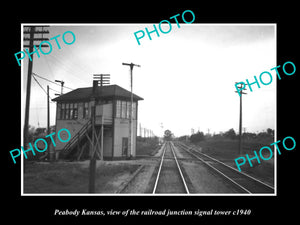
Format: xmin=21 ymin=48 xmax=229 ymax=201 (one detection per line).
xmin=194 ymin=136 xmax=275 ymax=160
xmin=24 ymin=161 xmax=140 ymax=194
xmin=136 ymin=137 xmax=160 ymax=156
xmin=191 ymin=137 xmax=275 ymax=186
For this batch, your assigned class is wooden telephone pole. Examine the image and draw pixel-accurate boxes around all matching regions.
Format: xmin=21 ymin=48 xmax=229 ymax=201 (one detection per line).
xmin=235 ymin=83 xmax=247 ymax=155
xmin=23 ymin=26 xmax=49 ymax=148
xmin=88 ymin=75 xmax=110 ymax=193
xmin=89 ymin=93 xmax=96 ymax=193
xmin=122 ymin=63 xmax=140 ymax=158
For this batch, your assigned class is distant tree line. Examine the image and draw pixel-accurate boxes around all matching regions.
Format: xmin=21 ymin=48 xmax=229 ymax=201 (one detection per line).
xmin=190 ymin=131 xmax=205 ymax=143
xmin=177 ymin=128 xmax=274 ymax=144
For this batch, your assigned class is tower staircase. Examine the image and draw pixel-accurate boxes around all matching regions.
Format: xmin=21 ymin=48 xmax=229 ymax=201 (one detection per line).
xmin=61 ymin=120 xmax=92 ymax=158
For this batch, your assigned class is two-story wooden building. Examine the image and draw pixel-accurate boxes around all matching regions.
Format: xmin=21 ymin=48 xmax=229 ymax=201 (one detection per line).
xmin=52 ymin=81 xmax=143 ymax=160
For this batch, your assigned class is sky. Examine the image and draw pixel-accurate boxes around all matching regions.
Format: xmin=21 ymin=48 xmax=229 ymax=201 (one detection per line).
xmin=21 ymin=24 xmax=276 ymax=137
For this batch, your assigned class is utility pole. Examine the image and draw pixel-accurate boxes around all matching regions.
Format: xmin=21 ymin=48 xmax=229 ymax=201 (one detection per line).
xmin=55 ymin=80 xmax=64 ymax=95
xmin=47 ymin=85 xmax=50 ymax=134
xmin=93 ymin=74 xmax=109 ymax=161
xmin=23 ymin=26 xmax=49 ymax=148
xmin=235 ymin=83 xmax=247 ymax=155
xmin=89 ymin=95 xmax=96 ymax=193
xmin=122 ymin=62 xmax=141 ymax=158
xmin=139 ymin=123 xmax=142 ymax=137
xmin=47 ymin=85 xmax=50 ymax=161
xmin=88 ymin=76 xmax=109 ymax=193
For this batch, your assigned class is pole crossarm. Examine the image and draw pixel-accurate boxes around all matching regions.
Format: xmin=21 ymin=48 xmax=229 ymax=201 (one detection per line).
xmin=235 ymin=82 xmax=247 ymax=95
xmin=122 ymin=62 xmax=141 ymax=69
xmin=23 ymin=31 xmax=50 ymax=34
xmin=23 ymin=38 xmax=50 ymax=41
xmin=23 ymin=25 xmax=50 ymax=49
xmin=93 ymin=74 xmax=110 ymax=86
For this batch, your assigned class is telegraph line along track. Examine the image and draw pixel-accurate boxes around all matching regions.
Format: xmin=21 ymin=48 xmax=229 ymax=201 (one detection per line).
xmin=174 ymin=142 xmax=274 ymax=194
xmin=152 ymin=141 xmax=190 ymax=194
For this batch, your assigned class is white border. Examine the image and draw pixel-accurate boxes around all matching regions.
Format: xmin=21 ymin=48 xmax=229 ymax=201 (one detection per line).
xmin=20 ymin=23 xmax=277 ymax=196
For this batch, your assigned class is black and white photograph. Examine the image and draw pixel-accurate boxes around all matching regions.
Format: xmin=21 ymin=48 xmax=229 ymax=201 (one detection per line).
xmin=20 ymin=24 xmax=276 ymax=195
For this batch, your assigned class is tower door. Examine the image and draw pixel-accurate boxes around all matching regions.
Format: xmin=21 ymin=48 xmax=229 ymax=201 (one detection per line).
xmin=122 ymin=137 xmax=128 ymax=157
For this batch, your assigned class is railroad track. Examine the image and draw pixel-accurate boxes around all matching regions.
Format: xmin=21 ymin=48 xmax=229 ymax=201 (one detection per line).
xmin=175 ymin=141 xmax=274 ymax=194
xmin=152 ymin=141 xmax=190 ymax=194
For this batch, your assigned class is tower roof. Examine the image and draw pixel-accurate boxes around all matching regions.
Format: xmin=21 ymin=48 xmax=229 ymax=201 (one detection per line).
xmin=52 ymin=84 xmax=143 ymax=102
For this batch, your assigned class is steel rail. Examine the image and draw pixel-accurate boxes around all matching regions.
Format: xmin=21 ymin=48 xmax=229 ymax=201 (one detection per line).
xmin=169 ymin=142 xmax=190 ymax=194
xmin=176 ymin=142 xmax=251 ymax=193
xmin=176 ymin=142 xmax=274 ymax=194
xmin=178 ymin=142 xmax=274 ymax=191
xmin=152 ymin=142 xmax=189 ymax=194
xmin=152 ymin=142 xmax=167 ymax=193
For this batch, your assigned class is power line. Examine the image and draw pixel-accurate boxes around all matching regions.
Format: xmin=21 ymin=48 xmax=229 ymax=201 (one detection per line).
xmin=32 ymin=74 xmax=49 ymax=98
xmin=32 ymin=74 xmax=57 ymax=101
xmin=48 ymin=86 xmax=61 ymax=94
xmin=32 ymin=72 xmax=74 ymax=91
xmin=46 ymin=53 xmax=90 ymax=85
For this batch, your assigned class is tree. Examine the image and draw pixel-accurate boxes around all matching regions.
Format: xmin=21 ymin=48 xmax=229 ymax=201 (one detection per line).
xmin=164 ymin=130 xmax=173 ymax=141
xmin=266 ymin=128 xmax=274 ymax=137
xmin=190 ymin=131 xmax=205 ymax=143
xmin=224 ymin=128 xmax=236 ymax=140
xmin=28 ymin=125 xmax=36 ymax=142
xmin=178 ymin=135 xmax=189 ymax=142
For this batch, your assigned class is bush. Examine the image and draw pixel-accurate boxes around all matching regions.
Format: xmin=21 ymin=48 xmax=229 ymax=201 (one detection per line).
xmin=190 ymin=131 xmax=205 ymax=143
xmin=136 ymin=136 xmax=159 ymax=156
xmin=223 ymin=128 xmax=236 ymax=140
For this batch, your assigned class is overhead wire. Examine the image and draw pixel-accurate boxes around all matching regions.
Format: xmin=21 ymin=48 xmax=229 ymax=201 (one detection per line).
xmin=46 ymin=49 xmax=93 ymax=86
xmin=46 ymin=53 xmax=89 ymax=84
xmin=32 ymin=72 xmax=74 ymax=91
xmin=32 ymin=74 xmax=60 ymax=102
xmin=48 ymin=86 xmax=61 ymax=94
xmin=31 ymin=72 xmax=62 ymax=128
xmin=32 ymin=74 xmax=49 ymax=97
